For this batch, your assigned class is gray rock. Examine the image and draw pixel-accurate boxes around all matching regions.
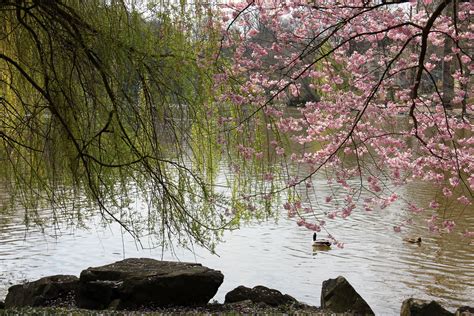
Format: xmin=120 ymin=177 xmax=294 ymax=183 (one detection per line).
xmin=224 ymin=285 xmax=298 ymax=307
xmin=456 ymin=306 xmax=474 ymax=316
xmin=76 ymin=258 xmax=223 ymax=310
xmin=4 ymin=275 xmax=78 ymax=308
xmin=400 ymin=298 xmax=453 ymax=316
xmin=321 ymin=276 xmax=374 ymax=315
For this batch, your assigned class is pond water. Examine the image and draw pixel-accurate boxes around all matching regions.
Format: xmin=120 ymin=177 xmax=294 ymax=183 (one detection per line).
xmin=0 ymin=172 xmax=473 ymax=315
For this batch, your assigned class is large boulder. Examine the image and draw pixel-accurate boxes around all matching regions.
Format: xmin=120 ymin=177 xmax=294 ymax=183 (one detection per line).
xmin=4 ymin=275 xmax=78 ymax=308
xmin=224 ymin=285 xmax=298 ymax=307
xmin=400 ymin=298 xmax=453 ymax=316
xmin=321 ymin=276 xmax=374 ymax=315
xmin=76 ymin=258 xmax=223 ymax=310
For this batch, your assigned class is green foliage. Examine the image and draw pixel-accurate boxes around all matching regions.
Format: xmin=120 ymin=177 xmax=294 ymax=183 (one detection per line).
xmin=0 ymin=0 xmax=230 ymax=251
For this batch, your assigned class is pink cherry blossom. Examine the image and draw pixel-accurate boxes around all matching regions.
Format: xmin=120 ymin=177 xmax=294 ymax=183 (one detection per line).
xmin=457 ymin=196 xmax=471 ymax=205
xmin=442 ymin=220 xmax=456 ymax=233
xmin=429 ymin=201 xmax=440 ymax=209
xmin=463 ymin=231 xmax=474 ymax=238
xmin=215 ymin=0 xmax=473 ymax=240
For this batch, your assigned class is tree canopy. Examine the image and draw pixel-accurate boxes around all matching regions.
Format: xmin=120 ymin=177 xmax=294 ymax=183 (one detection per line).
xmin=1 ymin=0 xmax=473 ymax=250
xmin=1 ymin=0 xmax=228 ymax=251
xmin=216 ymin=0 xmax=472 ymax=243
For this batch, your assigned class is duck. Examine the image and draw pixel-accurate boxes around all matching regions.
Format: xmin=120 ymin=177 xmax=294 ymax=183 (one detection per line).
xmin=312 ymin=232 xmax=332 ymax=249
xmin=403 ymin=236 xmax=422 ymax=244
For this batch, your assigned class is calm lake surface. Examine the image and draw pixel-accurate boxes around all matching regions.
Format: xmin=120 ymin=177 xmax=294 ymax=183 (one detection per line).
xmin=0 ymin=170 xmax=473 ymax=315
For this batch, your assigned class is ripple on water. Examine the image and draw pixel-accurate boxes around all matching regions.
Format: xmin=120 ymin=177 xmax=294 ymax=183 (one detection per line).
xmin=1 ymin=184 xmax=473 ymax=315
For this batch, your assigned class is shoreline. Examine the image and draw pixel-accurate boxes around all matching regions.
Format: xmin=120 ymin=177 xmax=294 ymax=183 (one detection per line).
xmin=0 ymin=302 xmax=328 ymax=316
xmin=0 ymin=259 xmax=471 ymax=316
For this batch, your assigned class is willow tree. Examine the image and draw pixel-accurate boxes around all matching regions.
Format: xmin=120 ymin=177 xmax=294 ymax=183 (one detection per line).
xmin=0 ymin=0 xmax=229 ymax=251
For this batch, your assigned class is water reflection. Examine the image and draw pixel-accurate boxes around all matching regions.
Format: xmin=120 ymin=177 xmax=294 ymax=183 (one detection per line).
xmin=1 ymin=170 xmax=473 ymax=315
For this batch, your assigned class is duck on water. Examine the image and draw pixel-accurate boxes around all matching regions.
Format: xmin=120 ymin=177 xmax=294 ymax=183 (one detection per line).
xmin=312 ymin=232 xmax=332 ymax=250
xmin=403 ymin=237 xmax=422 ymax=244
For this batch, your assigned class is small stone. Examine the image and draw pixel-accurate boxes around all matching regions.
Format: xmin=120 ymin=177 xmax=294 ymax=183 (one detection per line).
xmin=400 ymin=298 xmax=453 ymax=316
xmin=457 ymin=306 xmax=474 ymax=316
xmin=224 ymin=285 xmax=298 ymax=306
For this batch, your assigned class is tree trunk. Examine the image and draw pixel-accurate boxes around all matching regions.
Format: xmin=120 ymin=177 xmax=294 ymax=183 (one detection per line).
xmin=442 ymin=1 xmax=454 ymax=109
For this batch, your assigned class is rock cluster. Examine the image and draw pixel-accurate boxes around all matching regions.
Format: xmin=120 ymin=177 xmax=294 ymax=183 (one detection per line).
xmin=3 ymin=259 xmax=223 ymax=310
xmin=1 ymin=259 xmax=472 ymax=315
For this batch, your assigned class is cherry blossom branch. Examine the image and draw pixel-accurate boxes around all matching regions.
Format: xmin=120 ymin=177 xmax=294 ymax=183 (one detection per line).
xmin=215 ymin=0 xmax=254 ymax=62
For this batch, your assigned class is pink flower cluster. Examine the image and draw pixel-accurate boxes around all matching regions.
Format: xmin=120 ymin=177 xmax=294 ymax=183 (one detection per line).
xmin=216 ymin=0 xmax=473 ymax=240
